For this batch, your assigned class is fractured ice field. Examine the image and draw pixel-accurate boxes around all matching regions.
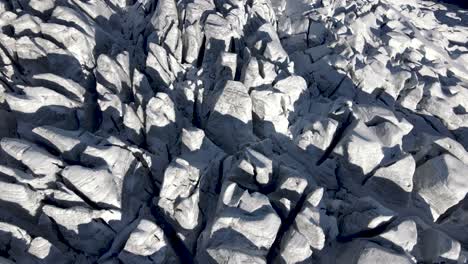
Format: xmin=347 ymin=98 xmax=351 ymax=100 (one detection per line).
xmin=0 ymin=0 xmax=468 ymax=263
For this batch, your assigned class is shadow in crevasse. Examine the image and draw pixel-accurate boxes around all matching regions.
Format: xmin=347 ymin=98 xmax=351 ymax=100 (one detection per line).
xmin=0 ymin=1 xmax=465 ymax=264
xmin=432 ymin=7 xmax=468 ymax=31
xmin=5 ymin=49 xmax=100 ymax=131
xmin=0 ymin=229 xmax=72 ymax=263
xmin=426 ymin=0 xmax=468 ymax=9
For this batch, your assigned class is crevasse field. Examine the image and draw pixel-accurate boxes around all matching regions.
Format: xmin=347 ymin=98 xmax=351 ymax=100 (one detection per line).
xmin=0 ymin=0 xmax=467 ymax=263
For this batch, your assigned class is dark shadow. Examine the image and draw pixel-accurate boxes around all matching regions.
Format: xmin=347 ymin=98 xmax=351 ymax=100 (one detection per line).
xmin=425 ymin=0 xmax=468 ymax=9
